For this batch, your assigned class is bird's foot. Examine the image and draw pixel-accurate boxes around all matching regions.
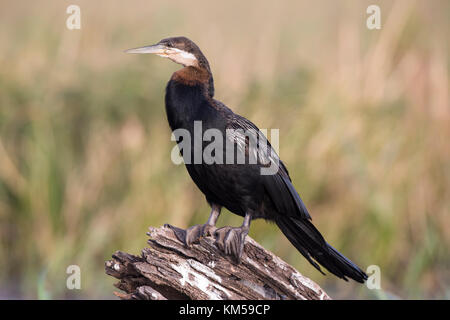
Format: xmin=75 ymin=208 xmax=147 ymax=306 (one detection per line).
xmin=185 ymin=223 xmax=218 ymax=246
xmin=165 ymin=223 xmax=217 ymax=247
xmin=214 ymin=226 xmax=249 ymax=263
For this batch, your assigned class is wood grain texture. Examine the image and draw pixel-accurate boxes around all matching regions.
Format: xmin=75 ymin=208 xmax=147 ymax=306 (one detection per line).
xmin=105 ymin=225 xmax=330 ymax=300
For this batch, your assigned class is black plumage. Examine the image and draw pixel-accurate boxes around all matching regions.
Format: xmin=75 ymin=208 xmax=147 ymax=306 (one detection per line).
xmin=126 ymin=36 xmax=368 ymax=283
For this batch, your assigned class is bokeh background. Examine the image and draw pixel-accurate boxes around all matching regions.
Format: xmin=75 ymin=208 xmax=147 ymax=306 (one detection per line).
xmin=0 ymin=0 xmax=449 ymax=299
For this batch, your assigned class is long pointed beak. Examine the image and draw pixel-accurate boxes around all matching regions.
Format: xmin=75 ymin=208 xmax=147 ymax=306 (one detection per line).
xmin=124 ymin=44 xmax=168 ymax=56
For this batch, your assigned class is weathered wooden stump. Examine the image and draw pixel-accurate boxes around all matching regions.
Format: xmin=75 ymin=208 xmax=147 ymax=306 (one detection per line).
xmin=105 ymin=225 xmax=330 ymax=300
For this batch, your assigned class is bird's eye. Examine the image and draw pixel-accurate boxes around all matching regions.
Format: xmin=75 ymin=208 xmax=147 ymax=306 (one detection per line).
xmin=166 ymin=42 xmax=173 ymax=48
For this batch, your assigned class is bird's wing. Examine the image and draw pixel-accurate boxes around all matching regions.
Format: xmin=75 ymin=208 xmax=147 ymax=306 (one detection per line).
xmin=225 ymin=114 xmax=311 ymax=220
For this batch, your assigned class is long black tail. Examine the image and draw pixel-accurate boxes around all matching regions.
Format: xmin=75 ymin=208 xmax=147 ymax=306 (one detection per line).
xmin=275 ymin=215 xmax=368 ymax=283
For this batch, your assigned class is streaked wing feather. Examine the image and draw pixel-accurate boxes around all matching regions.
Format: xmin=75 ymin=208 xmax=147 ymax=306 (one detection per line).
xmin=225 ymin=114 xmax=311 ymax=220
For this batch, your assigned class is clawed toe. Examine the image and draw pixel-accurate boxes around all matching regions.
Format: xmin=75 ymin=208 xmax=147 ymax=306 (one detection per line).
xmin=185 ymin=224 xmax=205 ymax=246
xmin=202 ymin=224 xmax=217 ymax=237
xmin=166 ymin=223 xmax=216 ymax=247
xmin=214 ymin=226 xmax=248 ymax=263
xmin=165 ymin=224 xmax=187 ymax=244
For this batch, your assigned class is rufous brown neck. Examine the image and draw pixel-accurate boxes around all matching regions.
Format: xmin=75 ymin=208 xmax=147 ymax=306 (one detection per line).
xmin=171 ymin=66 xmax=215 ymax=97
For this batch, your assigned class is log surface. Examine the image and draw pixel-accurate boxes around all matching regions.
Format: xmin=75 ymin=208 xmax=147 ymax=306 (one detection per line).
xmin=105 ymin=225 xmax=330 ymax=300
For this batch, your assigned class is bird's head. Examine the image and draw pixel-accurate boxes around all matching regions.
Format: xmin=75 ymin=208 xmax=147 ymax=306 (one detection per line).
xmin=126 ymin=36 xmax=214 ymax=96
xmin=125 ymin=36 xmax=209 ymax=69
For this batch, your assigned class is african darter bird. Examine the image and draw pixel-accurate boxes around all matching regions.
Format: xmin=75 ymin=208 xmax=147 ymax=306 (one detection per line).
xmin=126 ymin=36 xmax=367 ymax=283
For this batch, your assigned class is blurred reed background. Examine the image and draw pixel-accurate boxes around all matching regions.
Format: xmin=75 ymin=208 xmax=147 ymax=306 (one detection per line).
xmin=0 ymin=0 xmax=448 ymax=299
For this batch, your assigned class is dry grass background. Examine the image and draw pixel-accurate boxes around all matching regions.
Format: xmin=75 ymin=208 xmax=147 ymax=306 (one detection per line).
xmin=0 ymin=0 xmax=448 ymax=299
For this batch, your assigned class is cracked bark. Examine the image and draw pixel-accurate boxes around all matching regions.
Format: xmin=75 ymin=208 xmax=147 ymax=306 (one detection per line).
xmin=105 ymin=225 xmax=331 ymax=300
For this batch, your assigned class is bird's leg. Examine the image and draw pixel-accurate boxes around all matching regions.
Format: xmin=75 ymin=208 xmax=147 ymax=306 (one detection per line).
xmin=214 ymin=211 xmax=252 ymax=263
xmin=166 ymin=204 xmax=221 ymax=246
xmin=202 ymin=204 xmax=221 ymax=236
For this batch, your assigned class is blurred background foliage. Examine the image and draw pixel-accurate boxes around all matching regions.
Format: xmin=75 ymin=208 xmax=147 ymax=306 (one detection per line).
xmin=0 ymin=0 xmax=449 ymax=299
